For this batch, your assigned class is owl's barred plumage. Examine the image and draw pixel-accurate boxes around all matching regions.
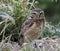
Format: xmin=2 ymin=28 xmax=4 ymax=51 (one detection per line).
xmin=18 ymin=8 xmax=45 ymax=46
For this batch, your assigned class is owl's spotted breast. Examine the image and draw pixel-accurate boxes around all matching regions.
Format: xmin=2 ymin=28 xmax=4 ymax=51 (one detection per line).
xmin=24 ymin=20 xmax=44 ymax=42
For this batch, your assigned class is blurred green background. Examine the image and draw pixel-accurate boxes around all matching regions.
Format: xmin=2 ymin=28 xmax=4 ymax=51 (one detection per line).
xmin=33 ymin=0 xmax=60 ymax=25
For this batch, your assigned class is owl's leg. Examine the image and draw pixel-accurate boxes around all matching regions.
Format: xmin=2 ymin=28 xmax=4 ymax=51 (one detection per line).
xmin=18 ymin=34 xmax=24 ymax=46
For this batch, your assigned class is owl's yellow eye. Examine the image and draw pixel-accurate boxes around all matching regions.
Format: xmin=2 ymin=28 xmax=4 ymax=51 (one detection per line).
xmin=40 ymin=12 xmax=43 ymax=15
xmin=40 ymin=11 xmax=43 ymax=15
xmin=39 ymin=11 xmax=44 ymax=18
xmin=30 ymin=12 xmax=37 ymax=18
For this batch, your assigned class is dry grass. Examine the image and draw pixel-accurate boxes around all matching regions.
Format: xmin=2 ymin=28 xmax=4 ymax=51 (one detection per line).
xmin=0 ymin=38 xmax=60 ymax=51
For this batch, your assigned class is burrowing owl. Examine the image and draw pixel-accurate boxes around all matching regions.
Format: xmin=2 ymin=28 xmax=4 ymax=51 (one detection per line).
xmin=18 ymin=8 xmax=45 ymax=46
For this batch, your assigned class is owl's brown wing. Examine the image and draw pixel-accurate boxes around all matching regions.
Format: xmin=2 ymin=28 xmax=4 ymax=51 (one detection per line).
xmin=20 ymin=19 xmax=34 ymax=35
xmin=18 ymin=19 xmax=34 ymax=45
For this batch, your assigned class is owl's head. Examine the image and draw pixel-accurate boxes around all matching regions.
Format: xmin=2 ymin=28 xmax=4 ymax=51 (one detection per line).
xmin=29 ymin=8 xmax=45 ymax=19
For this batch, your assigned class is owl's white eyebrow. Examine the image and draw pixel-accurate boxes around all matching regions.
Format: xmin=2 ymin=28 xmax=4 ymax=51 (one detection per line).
xmin=31 ymin=12 xmax=37 ymax=14
xmin=40 ymin=11 xmax=44 ymax=13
